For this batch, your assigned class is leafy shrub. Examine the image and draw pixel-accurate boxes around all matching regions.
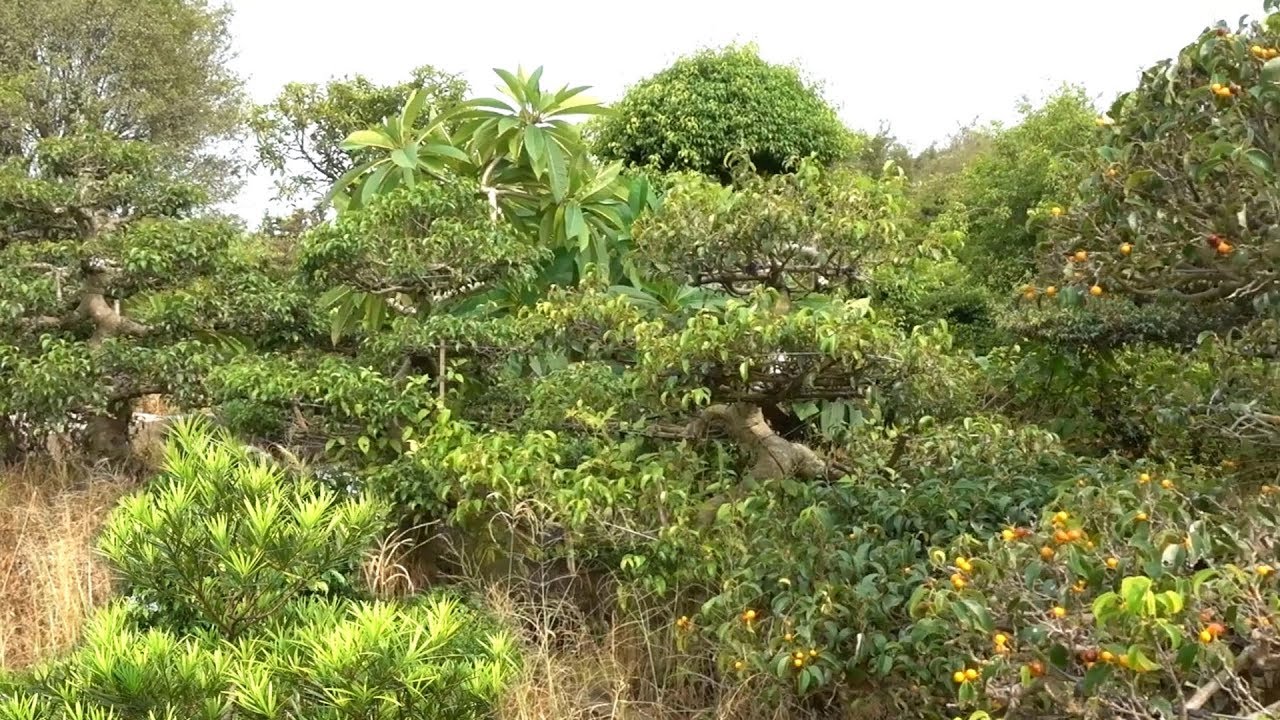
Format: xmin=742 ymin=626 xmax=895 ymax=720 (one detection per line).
xmin=0 ymin=595 xmax=516 ymax=720
xmin=939 ymin=87 xmax=1096 ymax=291
xmin=97 ymin=418 xmax=387 ymax=636
xmin=591 ymin=45 xmax=853 ymax=180
xmin=922 ymin=461 xmax=1280 ymax=719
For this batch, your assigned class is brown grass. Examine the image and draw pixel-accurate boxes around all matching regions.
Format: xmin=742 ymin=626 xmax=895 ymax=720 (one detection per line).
xmin=0 ymin=459 xmax=132 ymax=670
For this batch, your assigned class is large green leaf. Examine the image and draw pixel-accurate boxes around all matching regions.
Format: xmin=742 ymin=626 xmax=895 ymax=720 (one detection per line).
xmin=494 ymin=68 xmax=527 ymax=104
xmin=340 ymin=129 xmax=395 ymax=150
xmin=421 ymin=143 xmax=471 ymax=163
xmin=524 ymin=125 xmax=548 ymax=177
xmin=391 ymin=147 xmax=418 ymax=169
xmin=545 ymin=140 xmax=569 ymax=202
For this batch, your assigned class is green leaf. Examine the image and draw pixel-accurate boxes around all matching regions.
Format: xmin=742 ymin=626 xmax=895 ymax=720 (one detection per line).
xmin=340 ymin=129 xmax=395 ymax=150
xmin=1081 ymin=663 xmax=1112 ymax=694
xmin=1121 ymin=576 xmax=1153 ymax=614
xmin=545 ymin=140 xmax=569 ymax=202
xmin=525 ymin=125 xmax=548 ymax=175
xmin=565 ymin=201 xmax=587 ymax=248
xmin=421 ymin=143 xmax=471 ymax=163
xmin=391 ymin=147 xmax=418 ymax=169
xmin=493 ymin=68 xmax=527 ymax=104
xmin=1245 ymin=148 xmax=1274 ymax=176
xmin=361 ymin=163 xmax=394 ymax=206
xmin=323 ymin=158 xmax=378 ymax=207
xmin=1263 ymin=57 xmax=1280 ymax=84
xmin=400 ymin=88 xmax=428 ymax=131
xmin=330 ymin=296 xmax=358 ymax=346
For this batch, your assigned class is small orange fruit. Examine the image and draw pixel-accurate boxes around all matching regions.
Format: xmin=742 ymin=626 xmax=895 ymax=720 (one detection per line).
xmin=1090 ymin=285 xmax=1103 ymax=297
xmin=734 ymin=660 xmax=746 ymax=671
xmin=1040 ymin=546 xmax=1056 ymax=560
xmin=1001 ymin=528 xmax=1016 ymax=542
xmin=1073 ymin=250 xmax=1088 ymax=262
xmin=1138 ymin=472 xmax=1151 ymax=484
xmin=964 ymin=668 xmax=979 ymax=682
xmin=1053 ymin=511 xmax=1070 ymax=524
xmin=742 ymin=609 xmax=757 ymax=622
xmin=1217 ymin=241 xmax=1234 ymax=255
xmin=956 ymin=557 xmax=973 ymax=573
xmin=1135 ymin=511 xmax=1148 ymax=522
xmin=994 ymin=633 xmax=1009 ymax=646
xmin=1028 ymin=660 xmax=1045 ymax=677
xmin=1051 ymin=606 xmax=1067 ymax=619
xmin=784 ymin=632 xmax=794 ymax=642
xmin=1106 ymin=557 xmax=1119 ymax=569
xmin=1118 ymin=654 xmax=1132 ymax=669
xmin=1161 ymin=478 xmax=1175 ymax=490
xmin=1120 ymin=242 xmax=1132 ymax=255
xmin=1054 ymin=529 xmax=1071 ymax=544
xmin=1045 ymin=285 xmax=1058 ymax=297
xmin=809 ymin=648 xmax=819 ymax=657
xmin=1051 ymin=206 xmax=1065 ymax=217
xmin=1208 ymin=622 xmax=1226 ymax=638
xmin=951 ymin=573 xmax=967 ymax=590
xmin=792 ymin=657 xmax=804 ymax=668
xmin=953 ymin=670 xmax=967 ymax=684
xmin=1257 ymin=564 xmax=1274 ymax=577
xmin=1100 ymin=651 xmax=1115 ymax=663
xmin=1200 ymin=629 xmax=1213 ymax=644
xmin=1068 ymin=528 xmax=1084 ymax=541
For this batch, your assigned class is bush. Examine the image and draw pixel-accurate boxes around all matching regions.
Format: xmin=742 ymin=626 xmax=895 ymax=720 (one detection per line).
xmin=591 ymin=45 xmax=854 ymax=180
xmin=1 ymin=595 xmax=516 ymax=720
xmin=924 ymin=462 xmax=1280 ymax=719
xmin=97 ymin=418 xmax=387 ymax=636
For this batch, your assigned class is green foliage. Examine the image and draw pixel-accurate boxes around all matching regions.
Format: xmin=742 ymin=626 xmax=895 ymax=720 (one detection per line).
xmin=942 ymin=87 xmax=1096 ymax=290
xmin=1 ymin=595 xmax=515 ymax=720
xmin=1042 ymin=18 xmax=1280 ymax=321
xmin=0 ymin=0 xmax=244 ymax=195
xmin=591 ymin=45 xmax=854 ymax=180
xmin=98 ymin=419 xmax=386 ymax=636
xmin=251 ymin=66 xmax=467 ymax=205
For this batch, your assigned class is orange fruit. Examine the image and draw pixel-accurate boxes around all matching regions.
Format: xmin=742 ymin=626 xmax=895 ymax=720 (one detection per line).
xmin=1217 ymin=241 xmax=1234 ymax=255
xmin=1119 ymin=242 xmax=1132 ymax=255
xmin=734 ymin=660 xmax=746 ymax=671
xmin=1054 ymin=529 xmax=1071 ymax=544
xmin=1090 ymin=285 xmax=1103 ymax=297
xmin=1073 ymin=250 xmax=1088 ymax=262
xmin=1068 ymin=528 xmax=1084 ymax=541
xmin=1138 ymin=472 xmax=1151 ymax=484
xmin=1040 ymin=546 xmax=1056 ymax=560
xmin=1028 ymin=661 xmax=1045 ymax=677
xmin=1045 ymin=285 xmax=1058 ymax=297
xmin=964 ymin=668 xmax=979 ymax=681
xmin=1135 ymin=511 xmax=1148 ymax=522
xmin=1106 ymin=557 xmax=1119 ymax=569
xmin=953 ymin=670 xmax=967 ymax=684
xmin=1051 ymin=606 xmax=1067 ymax=619
xmin=1200 ymin=629 xmax=1213 ymax=644
xmin=1053 ymin=511 xmax=1070 ymax=524
xmin=1101 ymin=651 xmax=1115 ymax=663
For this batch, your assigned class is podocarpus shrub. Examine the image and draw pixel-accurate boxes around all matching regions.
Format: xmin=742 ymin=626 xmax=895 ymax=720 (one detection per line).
xmin=0 ymin=419 xmax=518 ymax=720
xmin=1 ymin=595 xmax=517 ymax=720
xmin=97 ymin=418 xmax=387 ymax=636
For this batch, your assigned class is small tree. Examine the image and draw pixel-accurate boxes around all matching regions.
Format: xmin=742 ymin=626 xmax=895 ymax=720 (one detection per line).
xmin=591 ymin=45 xmax=854 ymax=180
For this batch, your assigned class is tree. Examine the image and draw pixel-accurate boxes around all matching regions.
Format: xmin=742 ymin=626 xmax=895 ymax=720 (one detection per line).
xmin=590 ymin=45 xmax=854 ymax=180
xmin=0 ymin=2 xmax=298 ymax=460
xmin=943 ymin=87 xmax=1097 ymax=291
xmin=0 ymin=132 xmax=311 ymax=458
xmin=250 ymin=66 xmax=467 ymax=206
xmin=0 ymin=0 xmax=244 ymax=195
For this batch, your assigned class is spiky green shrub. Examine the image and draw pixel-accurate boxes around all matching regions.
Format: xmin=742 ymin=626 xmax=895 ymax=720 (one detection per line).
xmin=97 ymin=419 xmax=387 ymax=637
xmin=0 ymin=595 xmax=516 ymax=720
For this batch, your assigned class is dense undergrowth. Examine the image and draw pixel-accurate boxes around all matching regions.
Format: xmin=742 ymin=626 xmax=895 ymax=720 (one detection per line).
xmin=3 ymin=2 xmax=1280 ymax=719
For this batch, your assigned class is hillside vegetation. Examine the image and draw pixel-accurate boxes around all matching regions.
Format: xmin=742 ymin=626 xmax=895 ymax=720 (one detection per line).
xmin=3 ymin=3 xmax=1280 ymax=719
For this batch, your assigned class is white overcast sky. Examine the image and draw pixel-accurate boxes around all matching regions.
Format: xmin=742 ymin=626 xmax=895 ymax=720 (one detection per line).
xmin=225 ymin=0 xmax=1258 ymax=223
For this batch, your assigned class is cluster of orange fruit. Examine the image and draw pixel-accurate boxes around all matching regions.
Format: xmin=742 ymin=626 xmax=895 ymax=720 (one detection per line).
xmin=790 ymin=648 xmax=820 ymax=668
xmin=950 ymin=556 xmax=974 ymax=589
xmin=951 ymin=667 xmax=981 ymax=684
xmin=1252 ymin=45 xmax=1279 ymax=60
xmin=1210 ymin=82 xmax=1240 ymax=99
xmin=1207 ymin=233 xmax=1234 ymax=255
xmin=1198 ymin=621 xmax=1227 ymax=644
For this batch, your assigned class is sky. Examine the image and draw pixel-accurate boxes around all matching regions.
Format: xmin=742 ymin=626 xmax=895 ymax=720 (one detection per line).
xmin=225 ymin=0 xmax=1259 ymax=223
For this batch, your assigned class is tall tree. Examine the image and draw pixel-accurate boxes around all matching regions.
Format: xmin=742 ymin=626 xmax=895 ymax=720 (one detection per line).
xmin=0 ymin=0 xmax=244 ymax=195
xmin=250 ymin=67 xmax=468 ymax=207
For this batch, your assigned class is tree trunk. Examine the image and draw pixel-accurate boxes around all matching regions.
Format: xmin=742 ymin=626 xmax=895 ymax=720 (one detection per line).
xmin=85 ymin=400 xmax=133 ymax=462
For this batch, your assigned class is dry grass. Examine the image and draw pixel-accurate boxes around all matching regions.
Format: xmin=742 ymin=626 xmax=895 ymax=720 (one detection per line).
xmin=0 ymin=459 xmax=133 ymax=670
